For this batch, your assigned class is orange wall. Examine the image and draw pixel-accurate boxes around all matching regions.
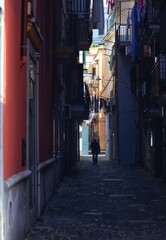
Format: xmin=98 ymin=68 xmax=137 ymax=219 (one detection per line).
xmin=99 ymin=118 xmax=106 ymax=151
xmin=4 ymin=0 xmax=26 ymax=179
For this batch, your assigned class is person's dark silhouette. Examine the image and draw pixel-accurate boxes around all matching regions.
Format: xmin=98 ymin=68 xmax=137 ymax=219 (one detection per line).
xmin=90 ymin=139 xmax=100 ymax=165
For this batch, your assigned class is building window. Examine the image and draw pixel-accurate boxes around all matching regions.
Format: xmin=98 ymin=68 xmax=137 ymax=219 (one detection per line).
xmin=98 ymin=28 xmax=104 ymax=35
xmin=92 ymin=67 xmax=96 ymax=76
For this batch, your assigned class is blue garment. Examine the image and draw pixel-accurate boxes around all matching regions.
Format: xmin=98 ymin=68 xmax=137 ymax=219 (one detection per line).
xmin=131 ymin=3 xmax=139 ymax=63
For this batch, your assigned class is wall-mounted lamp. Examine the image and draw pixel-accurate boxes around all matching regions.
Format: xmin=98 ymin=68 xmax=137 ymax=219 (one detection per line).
xmin=96 ymin=76 xmax=101 ymax=81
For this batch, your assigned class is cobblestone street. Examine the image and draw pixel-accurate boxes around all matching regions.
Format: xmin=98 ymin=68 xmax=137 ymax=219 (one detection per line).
xmin=25 ymin=156 xmax=166 ymax=240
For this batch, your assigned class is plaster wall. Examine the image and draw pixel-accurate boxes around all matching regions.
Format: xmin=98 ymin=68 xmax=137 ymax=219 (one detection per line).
xmin=118 ymin=51 xmax=138 ymax=165
xmin=37 ymin=158 xmax=57 ymax=214
xmin=105 ymin=113 xmax=111 ymax=158
xmin=99 ymin=117 xmax=106 ymax=151
xmin=82 ymin=125 xmax=89 ymax=155
xmin=3 ymin=159 xmax=58 ymax=240
xmin=4 ymin=170 xmax=33 ymax=240
xmin=110 ymin=113 xmax=117 ymax=161
xmin=4 ymin=0 xmax=26 ymax=179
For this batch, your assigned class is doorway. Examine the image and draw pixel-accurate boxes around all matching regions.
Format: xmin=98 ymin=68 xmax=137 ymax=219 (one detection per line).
xmin=28 ymin=52 xmax=38 ymax=209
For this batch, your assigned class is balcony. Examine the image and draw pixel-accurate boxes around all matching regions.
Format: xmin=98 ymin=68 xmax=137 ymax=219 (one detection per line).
xmin=151 ymin=55 xmax=166 ymax=97
xmin=147 ymin=0 xmax=160 ymax=32
xmin=65 ymin=64 xmax=90 ymax=120
xmin=55 ymin=0 xmax=92 ymax=62
xmin=78 ymin=17 xmax=92 ymax=50
xmin=116 ymin=24 xmax=131 ymax=48
xmin=63 ymin=13 xmax=91 ymax=51
xmin=65 ymin=93 xmax=90 ymax=121
xmin=65 ymin=0 xmax=92 ymax=50
xmin=54 ymin=47 xmax=75 ymax=64
xmin=107 ymin=8 xmax=115 ymax=32
xmin=66 ymin=0 xmax=90 ymax=15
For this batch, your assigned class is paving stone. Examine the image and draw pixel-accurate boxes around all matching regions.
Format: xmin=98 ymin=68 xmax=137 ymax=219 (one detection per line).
xmin=25 ymin=156 xmax=166 ymax=240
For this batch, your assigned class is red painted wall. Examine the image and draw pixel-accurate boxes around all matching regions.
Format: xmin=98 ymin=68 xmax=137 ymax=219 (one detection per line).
xmin=4 ymin=0 xmax=54 ymax=179
xmin=37 ymin=0 xmax=53 ymax=163
xmin=4 ymin=0 xmax=26 ymax=179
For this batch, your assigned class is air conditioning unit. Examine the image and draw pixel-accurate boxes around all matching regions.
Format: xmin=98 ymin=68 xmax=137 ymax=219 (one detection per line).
xmin=125 ymin=46 xmax=131 ymax=56
xmin=64 ymin=105 xmax=71 ymax=119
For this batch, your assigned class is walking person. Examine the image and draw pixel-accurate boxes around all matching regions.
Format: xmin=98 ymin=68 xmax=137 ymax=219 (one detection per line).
xmin=90 ymin=139 xmax=100 ymax=165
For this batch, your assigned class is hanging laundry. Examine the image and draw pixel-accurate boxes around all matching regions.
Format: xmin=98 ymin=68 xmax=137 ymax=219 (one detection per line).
xmin=91 ymin=95 xmax=95 ymax=112
xmin=106 ymin=0 xmax=114 ymax=10
xmin=107 ymin=2 xmax=110 ymax=14
xmin=126 ymin=12 xmax=130 ymax=41
xmin=137 ymin=0 xmax=146 ymax=20
xmin=131 ymin=3 xmax=139 ymax=63
xmin=92 ymin=0 xmax=104 ymax=29
xmin=100 ymin=98 xmax=104 ymax=110
xmin=138 ymin=0 xmax=143 ymax=11
xmin=94 ymin=95 xmax=99 ymax=113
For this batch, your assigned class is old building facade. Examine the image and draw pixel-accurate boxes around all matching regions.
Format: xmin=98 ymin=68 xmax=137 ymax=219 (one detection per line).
xmin=0 ymin=0 xmax=92 ymax=239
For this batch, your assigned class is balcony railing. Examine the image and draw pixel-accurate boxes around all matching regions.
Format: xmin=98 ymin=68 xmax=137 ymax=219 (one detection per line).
xmin=64 ymin=1 xmax=91 ymax=50
xmin=66 ymin=15 xmax=78 ymax=48
xmin=64 ymin=64 xmax=90 ymax=120
xmin=62 ymin=14 xmax=91 ymax=50
xmin=66 ymin=0 xmax=90 ymax=14
xmin=66 ymin=91 xmax=90 ymax=120
xmin=107 ymin=8 xmax=115 ymax=32
xmin=147 ymin=0 xmax=160 ymax=25
xmin=55 ymin=0 xmax=91 ymax=62
xmin=116 ymin=24 xmax=131 ymax=47
xmin=151 ymin=55 xmax=166 ymax=96
xmin=138 ymin=1 xmax=159 ymax=44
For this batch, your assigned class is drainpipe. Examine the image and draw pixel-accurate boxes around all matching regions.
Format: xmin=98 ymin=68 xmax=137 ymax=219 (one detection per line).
xmin=0 ymin=2 xmax=4 ymax=240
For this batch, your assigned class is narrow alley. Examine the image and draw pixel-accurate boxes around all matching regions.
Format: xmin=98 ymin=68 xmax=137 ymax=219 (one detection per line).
xmin=25 ymin=156 xmax=166 ymax=240
xmin=2 ymin=1 xmax=166 ymax=240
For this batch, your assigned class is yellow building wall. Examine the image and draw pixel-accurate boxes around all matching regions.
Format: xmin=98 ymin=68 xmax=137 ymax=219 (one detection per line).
xmin=98 ymin=117 xmax=106 ymax=151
